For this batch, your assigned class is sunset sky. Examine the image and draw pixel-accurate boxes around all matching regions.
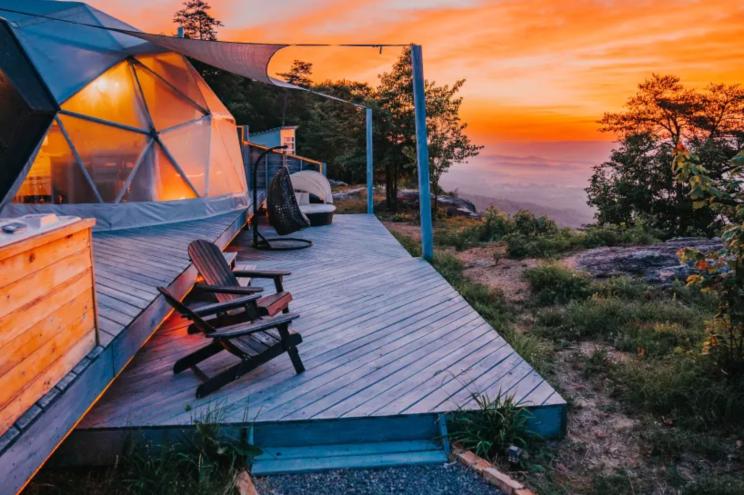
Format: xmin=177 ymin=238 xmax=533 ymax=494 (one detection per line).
xmin=87 ymin=0 xmax=744 ymax=217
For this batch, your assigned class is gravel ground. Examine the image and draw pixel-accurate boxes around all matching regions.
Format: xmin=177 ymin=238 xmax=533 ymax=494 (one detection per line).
xmin=254 ymin=462 xmax=504 ymax=495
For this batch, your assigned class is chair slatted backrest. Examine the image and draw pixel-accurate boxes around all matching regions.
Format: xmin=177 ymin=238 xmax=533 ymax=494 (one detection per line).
xmin=188 ymin=240 xmax=241 ymax=304
xmin=157 ymin=287 xmax=214 ymax=335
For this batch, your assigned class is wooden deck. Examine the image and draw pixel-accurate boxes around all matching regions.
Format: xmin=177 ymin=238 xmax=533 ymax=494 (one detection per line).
xmin=0 ymin=211 xmax=246 ymax=495
xmin=73 ymin=214 xmax=565 ymax=470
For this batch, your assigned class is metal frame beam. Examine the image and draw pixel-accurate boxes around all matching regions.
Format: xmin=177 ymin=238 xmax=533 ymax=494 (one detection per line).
xmin=366 ymin=107 xmax=374 ymax=214
xmin=410 ymin=44 xmax=434 ymax=261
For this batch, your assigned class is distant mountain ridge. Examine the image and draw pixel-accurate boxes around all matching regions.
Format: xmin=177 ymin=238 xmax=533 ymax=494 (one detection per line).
xmin=457 ymin=192 xmax=595 ymax=228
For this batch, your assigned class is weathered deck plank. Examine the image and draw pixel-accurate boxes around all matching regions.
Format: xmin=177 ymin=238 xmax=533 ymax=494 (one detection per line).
xmin=79 ymin=214 xmax=566 ymax=435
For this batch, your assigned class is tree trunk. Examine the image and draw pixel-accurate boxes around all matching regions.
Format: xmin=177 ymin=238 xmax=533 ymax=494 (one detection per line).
xmin=385 ymin=163 xmax=397 ymax=211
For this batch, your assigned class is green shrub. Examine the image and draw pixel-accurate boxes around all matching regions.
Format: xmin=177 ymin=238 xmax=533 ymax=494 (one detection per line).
xmin=669 ymin=280 xmax=719 ymax=311
xmin=535 ymin=297 xmax=634 ymax=341
xmin=512 ymin=210 xmax=558 ymax=236
xmin=524 ymin=264 xmax=592 ymax=305
xmin=535 ymin=297 xmax=702 ymax=351
xmin=582 ymin=221 xmax=660 ymax=248
xmin=593 ymin=276 xmax=650 ymax=300
xmin=641 ymin=424 xmax=730 ymax=461
xmin=581 ymin=347 xmax=611 ymax=378
xmin=449 ymin=392 xmax=531 ymax=462
xmin=479 ymin=207 xmax=512 ymax=241
xmin=504 ymin=230 xmax=582 ymax=259
xmin=611 ymin=356 xmax=744 ymax=430
xmin=435 ymin=225 xmax=482 ymax=250
xmin=613 ymin=321 xmax=703 ymax=357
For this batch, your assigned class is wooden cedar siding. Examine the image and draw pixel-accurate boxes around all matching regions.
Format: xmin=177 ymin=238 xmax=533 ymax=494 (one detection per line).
xmin=0 ymin=220 xmax=97 ymax=436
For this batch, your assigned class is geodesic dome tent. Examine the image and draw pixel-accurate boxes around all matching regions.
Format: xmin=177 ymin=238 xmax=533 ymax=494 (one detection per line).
xmin=0 ymin=0 xmax=248 ymax=229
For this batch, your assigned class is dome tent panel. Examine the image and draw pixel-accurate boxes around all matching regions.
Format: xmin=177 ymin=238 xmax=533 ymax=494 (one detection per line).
xmin=136 ymin=53 xmax=208 ymax=111
xmin=195 ymin=73 xmax=233 ymax=119
xmin=87 ymin=5 xmax=150 ymax=51
xmin=62 ymin=61 xmax=150 ymax=131
xmin=121 ymin=142 xmax=197 ymax=202
xmin=2 ymin=1 xmax=130 ymax=103
xmin=133 ymin=63 xmax=206 ymax=131
xmin=207 ymin=117 xmax=246 ymax=196
xmin=0 ymin=18 xmax=56 ymax=208
xmin=14 ymin=119 xmax=99 ymax=204
xmin=58 ymin=114 xmax=150 ymax=202
xmin=159 ymin=118 xmax=211 ymax=197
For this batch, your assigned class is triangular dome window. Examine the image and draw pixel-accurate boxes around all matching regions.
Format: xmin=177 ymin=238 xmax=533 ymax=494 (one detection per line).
xmin=58 ymin=114 xmax=150 ymax=202
xmin=62 ymin=61 xmax=149 ymax=131
xmin=134 ymin=64 xmax=206 ymax=132
xmin=121 ymin=142 xmax=197 ymax=202
xmin=14 ymin=119 xmax=99 ymax=204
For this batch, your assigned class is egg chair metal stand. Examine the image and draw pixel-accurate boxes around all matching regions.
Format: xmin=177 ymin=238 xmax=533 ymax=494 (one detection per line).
xmin=251 ymin=146 xmax=312 ymax=251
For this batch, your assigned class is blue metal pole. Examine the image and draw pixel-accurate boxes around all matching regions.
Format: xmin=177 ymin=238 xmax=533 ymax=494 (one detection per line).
xmin=366 ymin=107 xmax=374 ymax=214
xmin=411 ymin=44 xmax=434 ymax=261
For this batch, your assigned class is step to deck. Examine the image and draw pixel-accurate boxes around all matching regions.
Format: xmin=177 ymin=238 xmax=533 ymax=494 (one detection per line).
xmin=251 ymin=440 xmax=448 ymax=475
xmin=250 ymin=413 xmax=450 ymax=475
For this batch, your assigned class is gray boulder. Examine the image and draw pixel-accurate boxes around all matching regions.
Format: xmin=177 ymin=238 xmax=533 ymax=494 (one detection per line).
xmin=575 ymin=237 xmax=723 ymax=285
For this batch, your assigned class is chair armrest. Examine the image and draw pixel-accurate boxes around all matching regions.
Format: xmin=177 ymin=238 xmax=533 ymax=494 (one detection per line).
xmin=233 ymin=269 xmax=291 ymax=292
xmin=211 ymin=312 xmax=300 ymax=339
xmin=191 ymin=294 xmax=262 ymax=317
xmin=233 ymin=269 xmax=291 ymax=279
xmin=195 ymin=284 xmax=263 ymax=295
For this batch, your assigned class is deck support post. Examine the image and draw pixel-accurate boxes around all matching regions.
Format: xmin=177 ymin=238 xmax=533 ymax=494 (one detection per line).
xmin=366 ymin=107 xmax=374 ymax=214
xmin=411 ymin=44 xmax=434 ymax=261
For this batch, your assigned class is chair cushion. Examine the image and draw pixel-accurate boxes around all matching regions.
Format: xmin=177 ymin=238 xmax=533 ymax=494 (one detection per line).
xmin=299 ymin=204 xmax=337 ymax=214
xmin=290 ymin=170 xmax=334 ymax=204
xmin=296 ymin=192 xmax=310 ymax=205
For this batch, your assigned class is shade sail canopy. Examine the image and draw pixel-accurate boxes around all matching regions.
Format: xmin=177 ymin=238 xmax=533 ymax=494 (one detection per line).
xmin=123 ymin=33 xmax=286 ymax=86
xmin=0 ymin=0 xmax=292 ymax=94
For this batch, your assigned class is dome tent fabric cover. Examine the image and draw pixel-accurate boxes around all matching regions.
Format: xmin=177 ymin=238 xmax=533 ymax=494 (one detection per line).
xmin=0 ymin=0 xmax=257 ymax=230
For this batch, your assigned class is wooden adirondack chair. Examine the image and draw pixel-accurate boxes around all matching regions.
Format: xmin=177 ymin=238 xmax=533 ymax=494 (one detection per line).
xmin=188 ymin=239 xmax=292 ymax=322
xmin=158 ymin=287 xmax=304 ymax=398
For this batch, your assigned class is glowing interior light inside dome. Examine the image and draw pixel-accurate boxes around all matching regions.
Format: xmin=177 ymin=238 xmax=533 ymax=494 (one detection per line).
xmin=91 ymin=73 xmax=123 ymax=97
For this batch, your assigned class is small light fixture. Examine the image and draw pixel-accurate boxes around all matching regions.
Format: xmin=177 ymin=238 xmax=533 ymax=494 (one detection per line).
xmin=506 ymin=445 xmax=523 ymax=465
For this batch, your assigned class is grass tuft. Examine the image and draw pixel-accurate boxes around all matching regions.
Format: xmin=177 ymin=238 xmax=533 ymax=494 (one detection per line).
xmin=449 ymin=392 xmax=532 ymax=463
xmin=524 ymin=264 xmax=593 ymax=306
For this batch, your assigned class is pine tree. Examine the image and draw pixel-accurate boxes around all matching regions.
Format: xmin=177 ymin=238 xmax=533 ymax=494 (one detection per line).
xmin=173 ymin=0 xmax=223 ymax=41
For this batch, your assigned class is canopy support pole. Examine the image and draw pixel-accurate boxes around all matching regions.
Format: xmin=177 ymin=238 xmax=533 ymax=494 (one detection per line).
xmin=411 ymin=44 xmax=433 ymax=261
xmin=366 ymin=107 xmax=374 ymax=214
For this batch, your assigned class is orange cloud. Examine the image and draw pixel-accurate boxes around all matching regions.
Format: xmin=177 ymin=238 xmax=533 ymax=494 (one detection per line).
xmin=86 ymin=0 xmax=744 ymax=143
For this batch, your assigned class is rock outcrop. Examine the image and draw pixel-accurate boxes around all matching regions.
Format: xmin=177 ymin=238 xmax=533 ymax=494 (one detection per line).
xmin=398 ymin=189 xmax=479 ymax=218
xmin=574 ymin=237 xmax=723 ymax=285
